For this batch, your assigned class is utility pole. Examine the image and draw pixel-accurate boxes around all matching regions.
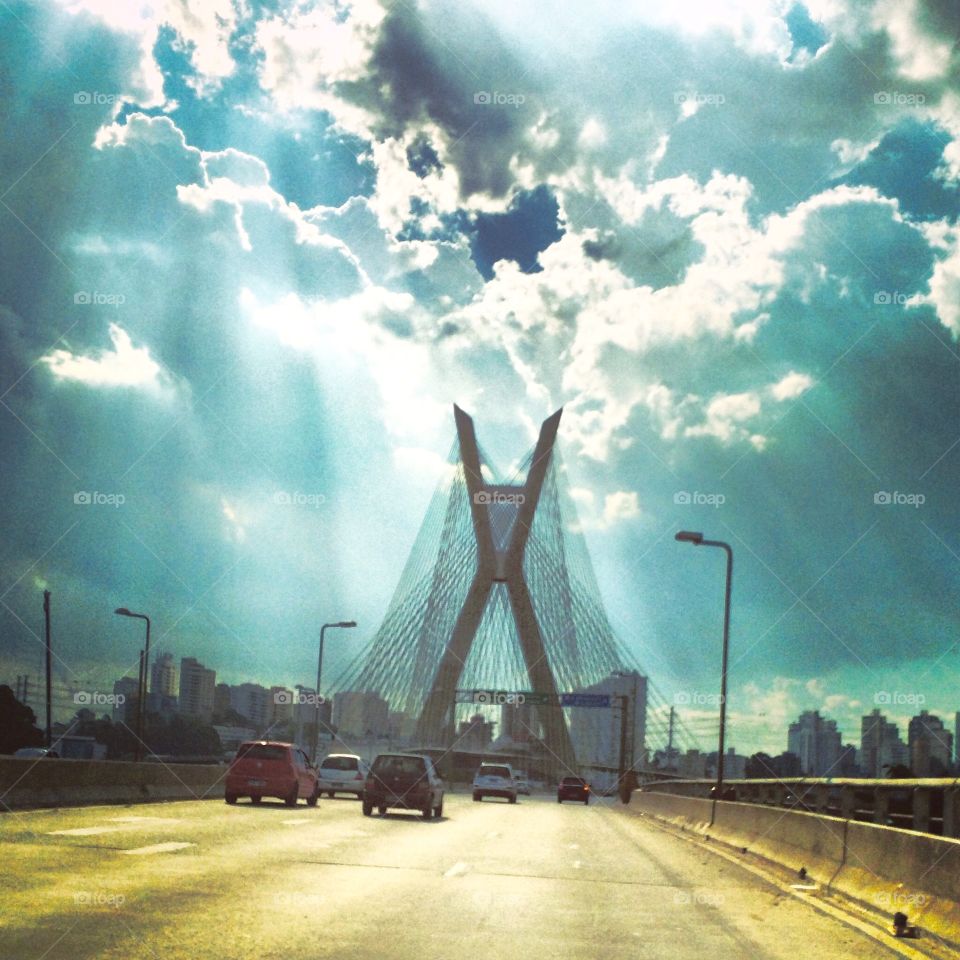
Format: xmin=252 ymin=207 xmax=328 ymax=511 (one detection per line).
xmin=617 ymin=694 xmax=629 ymax=802
xmin=667 ymin=705 xmax=675 ymax=767
xmin=43 ymin=590 xmax=52 ymax=748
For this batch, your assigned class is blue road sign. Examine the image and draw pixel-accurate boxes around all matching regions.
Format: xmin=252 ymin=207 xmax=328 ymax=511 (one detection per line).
xmin=560 ymin=693 xmax=611 ymax=708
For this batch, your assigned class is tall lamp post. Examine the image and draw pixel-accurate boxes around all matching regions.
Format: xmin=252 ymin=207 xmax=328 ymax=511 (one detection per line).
xmin=115 ymin=608 xmax=151 ymax=762
xmin=675 ymin=531 xmax=733 ymax=796
xmin=313 ymin=620 xmax=356 ymax=763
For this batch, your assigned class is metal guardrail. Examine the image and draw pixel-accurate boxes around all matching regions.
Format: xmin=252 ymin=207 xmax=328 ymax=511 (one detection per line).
xmin=639 ymin=776 xmax=960 ymax=837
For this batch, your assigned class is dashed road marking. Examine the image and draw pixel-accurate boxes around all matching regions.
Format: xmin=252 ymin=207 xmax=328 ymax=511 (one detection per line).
xmin=282 ymin=819 xmax=312 ymax=826
xmin=443 ymin=861 xmax=470 ymax=878
xmin=122 ymin=842 xmax=196 ymax=856
xmin=50 ymin=827 xmax=124 ymax=836
xmin=108 ymin=816 xmax=181 ymax=824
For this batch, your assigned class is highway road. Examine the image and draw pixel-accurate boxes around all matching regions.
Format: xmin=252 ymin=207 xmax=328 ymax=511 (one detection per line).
xmin=0 ymin=792 xmax=909 ymax=959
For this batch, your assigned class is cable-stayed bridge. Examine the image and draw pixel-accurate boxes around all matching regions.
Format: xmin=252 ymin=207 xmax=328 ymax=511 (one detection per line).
xmin=331 ymin=404 xmax=703 ymax=775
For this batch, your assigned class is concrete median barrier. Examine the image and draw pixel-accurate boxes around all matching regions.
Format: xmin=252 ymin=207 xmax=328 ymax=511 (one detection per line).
xmin=836 ymin=819 xmax=960 ymax=946
xmin=624 ymin=789 xmax=960 ymax=949
xmin=0 ymin=757 xmax=226 ymax=810
xmin=711 ymin=800 xmax=846 ymax=886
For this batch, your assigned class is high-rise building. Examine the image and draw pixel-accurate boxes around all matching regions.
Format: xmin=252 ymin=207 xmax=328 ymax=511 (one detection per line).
xmin=908 ymin=710 xmax=953 ymax=776
xmin=787 ymin=710 xmax=842 ymax=776
xmin=270 ymin=686 xmax=293 ymax=724
xmin=150 ymin=652 xmax=177 ymax=697
xmin=213 ymin=683 xmax=231 ymax=718
xmin=112 ymin=676 xmax=140 ymax=724
xmin=229 ymin=683 xmax=271 ymax=731
xmin=860 ymin=709 xmax=909 ymax=777
xmin=332 ymin=691 xmax=389 ymax=738
xmin=178 ymin=657 xmax=216 ymax=723
xmin=568 ymin=671 xmax=647 ymax=771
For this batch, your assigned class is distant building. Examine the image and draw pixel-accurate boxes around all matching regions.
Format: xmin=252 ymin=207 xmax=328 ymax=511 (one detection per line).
xmin=774 ymin=751 xmax=802 ymax=777
xmin=955 ymin=712 xmax=960 ymax=768
xmin=567 ymin=670 xmax=647 ymax=771
xmin=213 ymin=683 xmax=232 ymax=718
xmin=213 ymin=725 xmax=259 ymax=755
xmin=679 ymin=749 xmax=709 ymax=779
xmin=722 ymin=747 xmax=747 ymax=780
xmin=457 ymin=712 xmax=494 ymax=751
xmin=150 ymin=652 xmax=177 ymax=697
xmin=860 ymin=709 xmax=909 ymax=777
xmin=838 ymin=743 xmax=859 ymax=776
xmin=908 ymin=710 xmax=953 ymax=776
xmin=270 ymin=686 xmax=293 ymax=725
xmin=500 ymin=701 xmax=538 ymax=743
xmin=230 ymin=683 xmax=271 ymax=732
xmin=332 ymin=690 xmax=389 ymax=738
xmin=178 ymin=657 xmax=216 ymax=723
xmin=112 ymin=676 xmax=139 ymax=724
xmin=787 ymin=710 xmax=842 ymax=776
xmin=387 ymin=710 xmax=416 ymax=741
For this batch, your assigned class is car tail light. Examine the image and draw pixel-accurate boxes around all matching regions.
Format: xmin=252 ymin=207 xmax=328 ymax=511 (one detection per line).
xmin=585 ymin=785 xmax=590 ymax=792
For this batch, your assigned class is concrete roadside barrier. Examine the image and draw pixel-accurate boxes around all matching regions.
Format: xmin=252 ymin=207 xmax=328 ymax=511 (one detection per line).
xmin=837 ymin=819 xmax=960 ymax=946
xmin=0 ymin=757 xmax=226 ymax=810
xmin=710 ymin=800 xmax=846 ymax=887
xmin=623 ymin=789 xmax=960 ymax=950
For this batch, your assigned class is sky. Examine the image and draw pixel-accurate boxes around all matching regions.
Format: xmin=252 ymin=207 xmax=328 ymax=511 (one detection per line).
xmin=1 ymin=0 xmax=959 ymax=757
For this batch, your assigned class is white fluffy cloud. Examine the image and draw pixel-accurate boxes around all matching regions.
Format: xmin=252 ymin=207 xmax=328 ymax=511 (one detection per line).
xmin=41 ymin=323 xmax=171 ymax=391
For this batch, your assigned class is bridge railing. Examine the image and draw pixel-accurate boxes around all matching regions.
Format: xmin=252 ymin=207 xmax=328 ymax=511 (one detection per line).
xmin=639 ymin=776 xmax=960 ymax=838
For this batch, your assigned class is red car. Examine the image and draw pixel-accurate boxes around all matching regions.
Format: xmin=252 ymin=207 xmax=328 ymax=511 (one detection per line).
xmin=225 ymin=741 xmax=320 ymax=807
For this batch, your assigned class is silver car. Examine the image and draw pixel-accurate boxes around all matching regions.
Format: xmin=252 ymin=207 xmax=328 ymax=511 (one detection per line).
xmin=317 ymin=753 xmax=368 ymax=798
xmin=472 ymin=762 xmax=517 ymax=803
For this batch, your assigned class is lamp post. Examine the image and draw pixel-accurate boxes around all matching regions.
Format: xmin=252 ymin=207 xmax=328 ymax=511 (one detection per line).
xmin=313 ymin=621 xmax=356 ymax=763
xmin=115 ymin=608 xmax=151 ymax=761
xmin=675 ymin=531 xmax=733 ymax=796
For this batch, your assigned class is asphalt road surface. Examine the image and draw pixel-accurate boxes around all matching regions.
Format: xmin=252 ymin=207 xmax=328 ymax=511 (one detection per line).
xmin=1 ymin=792 xmax=906 ymax=959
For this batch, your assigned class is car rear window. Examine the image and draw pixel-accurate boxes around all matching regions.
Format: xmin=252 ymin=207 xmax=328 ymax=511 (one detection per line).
xmin=320 ymin=756 xmax=359 ymax=771
xmin=372 ymin=755 xmax=425 ymax=776
xmin=561 ymin=777 xmax=586 ymax=786
xmin=237 ymin=744 xmax=289 ymax=761
xmin=480 ymin=765 xmax=511 ymax=778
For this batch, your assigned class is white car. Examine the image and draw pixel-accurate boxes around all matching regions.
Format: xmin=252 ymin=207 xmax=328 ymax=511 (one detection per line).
xmin=317 ymin=753 xmax=368 ymax=798
xmin=472 ymin=762 xmax=518 ymax=803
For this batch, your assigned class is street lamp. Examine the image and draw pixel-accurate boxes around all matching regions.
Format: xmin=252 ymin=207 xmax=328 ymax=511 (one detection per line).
xmin=115 ymin=607 xmax=151 ymax=762
xmin=674 ymin=531 xmax=733 ymax=796
xmin=313 ymin=620 xmax=356 ymax=763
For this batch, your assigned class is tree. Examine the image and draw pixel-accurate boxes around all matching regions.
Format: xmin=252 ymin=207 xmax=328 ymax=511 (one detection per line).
xmin=0 ymin=685 xmax=45 ymax=754
xmin=886 ymin=763 xmax=914 ymax=779
xmin=745 ymin=752 xmax=777 ymax=779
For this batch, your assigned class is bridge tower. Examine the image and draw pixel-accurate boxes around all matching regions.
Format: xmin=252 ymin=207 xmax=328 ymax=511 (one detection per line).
xmin=331 ymin=404 xmax=649 ymax=779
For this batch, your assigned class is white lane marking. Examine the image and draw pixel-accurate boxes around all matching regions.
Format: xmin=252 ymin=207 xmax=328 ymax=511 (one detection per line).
xmin=108 ymin=816 xmax=181 ymax=824
xmin=50 ymin=827 xmax=124 ymax=836
xmin=486 ymin=831 xmax=501 ymax=840
xmin=573 ymin=860 xmax=582 ymax=869
xmin=443 ymin=861 xmax=470 ymax=878
xmin=51 ymin=817 xmax=183 ymax=835
xmin=122 ymin=842 xmax=196 ymax=855
xmin=282 ymin=819 xmax=312 ymax=825
xmin=567 ymin=843 xmax=580 ymax=850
